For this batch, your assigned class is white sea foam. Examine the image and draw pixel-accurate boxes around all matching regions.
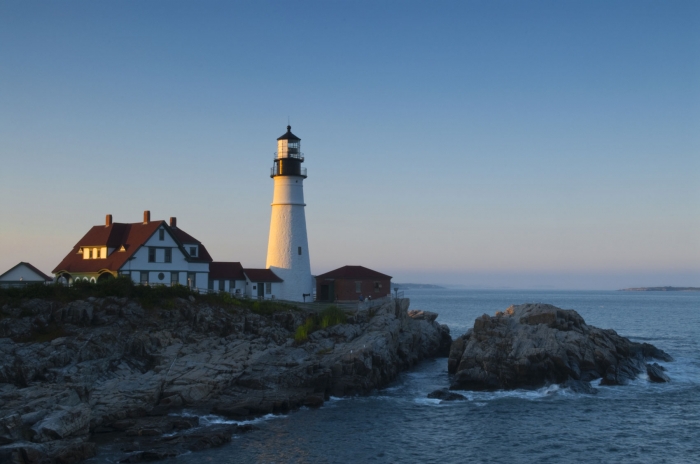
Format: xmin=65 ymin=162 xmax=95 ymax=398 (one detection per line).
xmin=413 ymin=397 xmax=442 ymax=406
xmin=171 ymin=411 xmax=282 ymax=427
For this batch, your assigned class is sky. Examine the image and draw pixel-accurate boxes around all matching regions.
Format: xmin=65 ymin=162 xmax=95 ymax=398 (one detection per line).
xmin=1 ymin=1 xmax=698 ymax=289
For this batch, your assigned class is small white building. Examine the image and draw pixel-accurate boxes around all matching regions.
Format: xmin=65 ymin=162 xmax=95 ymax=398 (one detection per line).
xmin=0 ymin=262 xmax=53 ymax=288
xmin=243 ymin=268 xmax=284 ymax=300
xmin=208 ymin=262 xmax=247 ymax=295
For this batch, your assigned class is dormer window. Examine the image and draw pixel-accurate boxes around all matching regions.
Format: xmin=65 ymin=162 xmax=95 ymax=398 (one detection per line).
xmin=189 ymin=246 xmax=197 ymax=257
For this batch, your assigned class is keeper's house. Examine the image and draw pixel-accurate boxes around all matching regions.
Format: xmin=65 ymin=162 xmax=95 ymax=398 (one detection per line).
xmin=52 ymin=211 xmax=285 ymax=299
xmin=315 ymin=265 xmax=392 ymax=302
xmin=53 ymin=211 xmax=213 ymax=291
xmin=0 ymin=262 xmax=53 ymax=288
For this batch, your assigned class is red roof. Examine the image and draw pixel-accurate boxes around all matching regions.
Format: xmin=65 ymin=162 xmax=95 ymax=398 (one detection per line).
xmin=210 ymin=262 xmax=245 ymax=280
xmin=0 ymin=262 xmax=53 ymax=282
xmin=315 ymin=265 xmax=392 ymax=281
xmin=243 ymin=268 xmax=283 ymax=283
xmin=171 ymin=228 xmax=213 ymax=263
xmin=52 ymin=220 xmax=212 ymax=275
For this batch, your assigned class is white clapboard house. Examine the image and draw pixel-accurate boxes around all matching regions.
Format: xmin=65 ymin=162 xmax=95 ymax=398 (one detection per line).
xmin=53 ymin=211 xmax=283 ymax=298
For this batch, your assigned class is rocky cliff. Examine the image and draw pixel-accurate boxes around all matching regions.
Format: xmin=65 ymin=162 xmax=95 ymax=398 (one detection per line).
xmin=0 ymin=296 xmax=450 ymax=463
xmin=448 ymin=303 xmax=672 ymax=392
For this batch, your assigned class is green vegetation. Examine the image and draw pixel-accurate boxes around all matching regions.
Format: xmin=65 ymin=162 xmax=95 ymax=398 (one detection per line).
xmin=0 ymin=278 xmax=299 ymax=314
xmin=294 ymin=305 xmax=347 ymax=343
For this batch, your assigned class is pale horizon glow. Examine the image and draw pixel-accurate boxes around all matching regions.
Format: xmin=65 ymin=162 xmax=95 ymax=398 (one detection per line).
xmin=1 ymin=1 xmax=698 ymax=290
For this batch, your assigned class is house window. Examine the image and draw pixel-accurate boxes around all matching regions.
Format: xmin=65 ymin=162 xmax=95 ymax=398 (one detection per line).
xmin=159 ymin=229 xmax=164 ymax=241
xmin=148 ymin=247 xmax=156 ymax=262
xmin=89 ymin=249 xmax=93 ymax=259
xmin=140 ymin=272 xmax=149 ymax=286
xmin=208 ymin=278 xmax=214 ymax=291
xmin=219 ymin=279 xmax=225 ymax=292
xmin=355 ymin=281 xmax=361 ymax=293
xmin=96 ymin=248 xmax=101 ymax=258
xmin=374 ymin=281 xmax=380 ymax=293
xmin=229 ymin=280 xmax=236 ymax=292
xmin=189 ymin=246 xmax=197 ymax=257
xmin=158 ymin=272 xmax=165 ymax=281
xmin=265 ymin=282 xmax=271 ymax=294
xmin=171 ymin=272 xmax=179 ymax=286
xmin=298 ymin=246 xmax=302 ymax=255
xmin=165 ymin=248 xmax=172 ymax=263
xmin=187 ymin=272 xmax=195 ymax=289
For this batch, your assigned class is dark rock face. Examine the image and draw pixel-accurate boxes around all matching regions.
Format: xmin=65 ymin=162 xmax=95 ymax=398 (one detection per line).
xmin=646 ymin=363 xmax=670 ymax=383
xmin=0 ymin=296 xmax=450 ymax=462
xmin=448 ymin=303 xmax=672 ymax=391
xmin=561 ymin=378 xmax=598 ymax=395
xmin=427 ymin=388 xmax=467 ymax=401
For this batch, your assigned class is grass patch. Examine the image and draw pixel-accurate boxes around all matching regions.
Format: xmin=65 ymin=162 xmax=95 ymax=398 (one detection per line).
xmin=0 ymin=279 xmax=301 ymax=316
xmin=294 ymin=305 xmax=348 ymax=344
xmin=0 ymin=278 xmax=193 ymax=310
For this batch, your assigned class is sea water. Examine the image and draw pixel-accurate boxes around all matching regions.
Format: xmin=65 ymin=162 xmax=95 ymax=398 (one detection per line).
xmin=96 ymin=290 xmax=700 ymax=463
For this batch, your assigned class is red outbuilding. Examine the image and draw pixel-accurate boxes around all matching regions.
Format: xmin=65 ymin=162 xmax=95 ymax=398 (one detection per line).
xmin=315 ymin=265 xmax=392 ymax=302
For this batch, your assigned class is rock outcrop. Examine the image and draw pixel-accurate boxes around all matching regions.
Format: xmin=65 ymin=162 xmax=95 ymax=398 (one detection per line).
xmin=0 ymin=296 xmax=450 ymax=462
xmin=448 ymin=303 xmax=672 ymax=392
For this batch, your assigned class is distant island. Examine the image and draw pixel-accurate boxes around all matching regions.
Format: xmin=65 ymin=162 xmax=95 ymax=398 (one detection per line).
xmin=395 ymin=283 xmax=445 ymax=289
xmin=619 ymin=286 xmax=700 ymax=292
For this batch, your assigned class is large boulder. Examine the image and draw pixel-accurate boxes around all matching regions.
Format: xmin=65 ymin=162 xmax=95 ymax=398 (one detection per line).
xmin=449 ymin=303 xmax=672 ymax=391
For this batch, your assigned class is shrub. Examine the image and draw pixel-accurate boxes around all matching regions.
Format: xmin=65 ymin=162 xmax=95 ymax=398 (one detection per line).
xmin=319 ymin=305 xmax=346 ymax=328
xmin=294 ymin=324 xmax=308 ymax=342
xmin=294 ymin=306 xmax=348 ymax=343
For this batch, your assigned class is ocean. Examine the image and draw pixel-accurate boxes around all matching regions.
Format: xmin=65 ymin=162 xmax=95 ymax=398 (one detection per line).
xmin=96 ymin=289 xmax=700 ymax=463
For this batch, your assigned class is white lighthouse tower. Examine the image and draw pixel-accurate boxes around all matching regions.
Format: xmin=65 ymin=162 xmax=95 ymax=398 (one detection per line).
xmin=265 ymin=126 xmax=313 ymax=302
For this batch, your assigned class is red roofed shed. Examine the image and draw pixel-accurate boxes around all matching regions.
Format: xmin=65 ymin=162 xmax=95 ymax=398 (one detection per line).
xmin=315 ymin=265 xmax=392 ymax=302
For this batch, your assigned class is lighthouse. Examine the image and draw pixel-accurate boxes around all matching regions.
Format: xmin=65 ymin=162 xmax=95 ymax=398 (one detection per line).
xmin=265 ymin=126 xmax=313 ymax=302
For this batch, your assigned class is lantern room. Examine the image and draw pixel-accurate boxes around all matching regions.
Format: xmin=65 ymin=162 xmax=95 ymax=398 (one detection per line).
xmin=271 ymin=125 xmax=307 ymax=178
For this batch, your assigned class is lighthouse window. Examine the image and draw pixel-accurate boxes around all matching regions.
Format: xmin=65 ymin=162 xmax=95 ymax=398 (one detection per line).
xmin=298 ymin=246 xmax=302 ymax=255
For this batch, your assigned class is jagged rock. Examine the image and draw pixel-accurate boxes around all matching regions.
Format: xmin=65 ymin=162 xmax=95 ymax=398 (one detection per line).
xmin=449 ymin=303 xmax=672 ymax=391
xmin=0 ymin=414 xmax=24 ymax=445
xmin=562 ymin=378 xmax=598 ymax=395
xmin=407 ymin=310 xmax=438 ymax=322
xmin=0 ymin=296 xmax=450 ymax=462
xmin=647 ymin=363 xmax=670 ymax=383
xmin=31 ymin=404 xmax=91 ymax=442
xmin=427 ymin=388 xmax=467 ymax=401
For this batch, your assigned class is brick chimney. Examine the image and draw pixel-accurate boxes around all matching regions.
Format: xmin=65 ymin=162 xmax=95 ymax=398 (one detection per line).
xmin=169 ymin=217 xmax=177 ymax=228
xmin=106 ymin=214 xmax=112 ymax=227
xmin=143 ymin=210 xmax=150 ymax=224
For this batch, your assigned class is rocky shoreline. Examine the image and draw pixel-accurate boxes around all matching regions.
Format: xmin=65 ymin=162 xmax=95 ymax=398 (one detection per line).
xmin=447 ymin=303 xmax=672 ymax=393
xmin=0 ymin=296 xmax=450 ymax=463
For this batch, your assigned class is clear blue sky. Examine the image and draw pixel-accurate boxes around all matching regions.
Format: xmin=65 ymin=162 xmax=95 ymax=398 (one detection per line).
xmin=1 ymin=1 xmax=698 ymax=289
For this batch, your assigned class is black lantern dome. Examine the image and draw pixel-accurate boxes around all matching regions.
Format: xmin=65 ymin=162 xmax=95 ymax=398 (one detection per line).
xmin=271 ymin=125 xmax=306 ymax=178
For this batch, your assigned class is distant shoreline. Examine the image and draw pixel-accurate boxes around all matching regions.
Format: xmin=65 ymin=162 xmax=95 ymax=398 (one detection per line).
xmin=395 ymin=283 xmax=445 ymax=289
xmin=618 ymin=286 xmax=700 ymax=292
